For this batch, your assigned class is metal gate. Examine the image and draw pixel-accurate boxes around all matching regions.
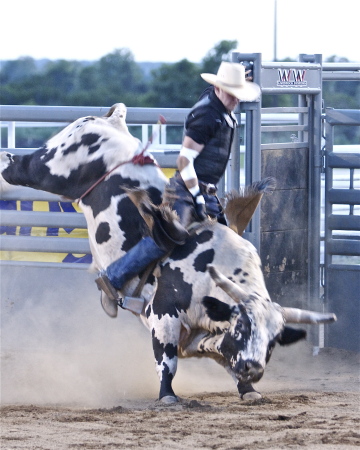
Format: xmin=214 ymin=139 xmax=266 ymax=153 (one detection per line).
xmin=231 ymin=52 xmax=323 ymax=317
xmin=323 ymin=108 xmax=360 ymax=352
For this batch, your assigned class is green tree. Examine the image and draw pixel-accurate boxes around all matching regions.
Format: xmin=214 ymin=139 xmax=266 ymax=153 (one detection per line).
xmin=198 ymin=40 xmax=238 ymax=92
xmin=0 ymin=49 xmax=357 ymax=146
xmin=69 ymin=64 xmax=101 ymax=105
xmin=38 ymin=59 xmax=82 ymax=104
xmin=95 ymin=49 xmax=146 ymax=106
xmin=200 ymin=40 xmax=238 ymax=73
xmin=0 ymin=57 xmax=37 ymax=83
xmin=145 ymin=59 xmax=201 ymax=107
xmin=144 ymin=41 xmax=240 ymax=107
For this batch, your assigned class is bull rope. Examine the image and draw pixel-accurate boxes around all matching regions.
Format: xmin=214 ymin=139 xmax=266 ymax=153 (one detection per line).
xmin=77 ymin=115 xmax=166 ymax=204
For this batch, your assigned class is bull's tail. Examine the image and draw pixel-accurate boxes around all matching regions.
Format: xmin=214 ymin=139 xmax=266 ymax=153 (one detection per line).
xmin=224 ymin=177 xmax=276 ymax=236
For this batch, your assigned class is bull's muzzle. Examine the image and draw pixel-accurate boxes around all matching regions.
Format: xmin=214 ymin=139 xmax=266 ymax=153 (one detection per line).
xmin=235 ymin=360 xmax=264 ymax=383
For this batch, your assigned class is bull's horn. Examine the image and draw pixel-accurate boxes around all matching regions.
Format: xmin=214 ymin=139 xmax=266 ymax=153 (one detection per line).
xmin=207 ymin=264 xmax=247 ymax=303
xmin=105 ymin=103 xmax=127 ymax=120
xmin=282 ymin=307 xmax=337 ymax=324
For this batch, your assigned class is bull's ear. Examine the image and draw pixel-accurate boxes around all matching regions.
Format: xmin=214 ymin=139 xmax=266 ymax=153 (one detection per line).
xmin=277 ymin=326 xmax=307 ymax=346
xmin=202 ymin=296 xmax=233 ymax=322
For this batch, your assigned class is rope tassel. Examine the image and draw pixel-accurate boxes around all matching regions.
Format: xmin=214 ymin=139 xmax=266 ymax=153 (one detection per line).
xmin=224 ymin=177 xmax=276 ymax=236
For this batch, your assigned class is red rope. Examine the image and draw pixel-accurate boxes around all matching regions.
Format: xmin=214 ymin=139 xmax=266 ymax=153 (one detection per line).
xmin=77 ymin=150 xmax=159 ymax=204
xmin=77 ymin=115 xmax=166 ymax=204
xmin=131 ymin=153 xmax=158 ymax=166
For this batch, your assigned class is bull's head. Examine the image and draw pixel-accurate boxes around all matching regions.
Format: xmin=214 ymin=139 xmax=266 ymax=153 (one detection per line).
xmin=203 ymin=265 xmax=336 ymax=384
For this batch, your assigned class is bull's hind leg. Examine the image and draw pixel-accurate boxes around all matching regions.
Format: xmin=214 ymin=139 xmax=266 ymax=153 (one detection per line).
xmin=150 ymin=318 xmax=181 ymax=404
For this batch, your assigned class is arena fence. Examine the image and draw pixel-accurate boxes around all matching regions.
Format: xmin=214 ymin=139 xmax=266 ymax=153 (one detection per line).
xmin=323 ymin=108 xmax=360 ymax=352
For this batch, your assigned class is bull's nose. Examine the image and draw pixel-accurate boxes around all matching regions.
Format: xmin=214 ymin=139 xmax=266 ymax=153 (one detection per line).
xmin=236 ymin=360 xmax=264 ymax=382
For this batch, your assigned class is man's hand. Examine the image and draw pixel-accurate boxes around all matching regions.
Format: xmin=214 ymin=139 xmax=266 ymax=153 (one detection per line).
xmin=245 ymin=69 xmax=253 ymax=81
xmin=194 ymin=194 xmax=207 ymax=221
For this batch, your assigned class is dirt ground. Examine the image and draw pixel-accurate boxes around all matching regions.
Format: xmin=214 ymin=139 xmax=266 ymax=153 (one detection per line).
xmin=1 ymin=342 xmax=359 ymax=450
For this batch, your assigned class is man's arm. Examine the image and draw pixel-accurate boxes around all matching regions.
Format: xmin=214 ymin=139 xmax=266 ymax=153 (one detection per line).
xmin=176 ymin=136 xmax=207 ymax=220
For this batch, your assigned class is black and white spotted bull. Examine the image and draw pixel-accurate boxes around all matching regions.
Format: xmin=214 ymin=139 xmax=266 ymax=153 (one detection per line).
xmin=0 ymin=103 xmax=336 ymax=403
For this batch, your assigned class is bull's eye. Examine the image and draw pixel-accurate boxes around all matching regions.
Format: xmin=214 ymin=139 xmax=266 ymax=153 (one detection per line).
xmin=234 ymin=321 xmax=244 ymax=338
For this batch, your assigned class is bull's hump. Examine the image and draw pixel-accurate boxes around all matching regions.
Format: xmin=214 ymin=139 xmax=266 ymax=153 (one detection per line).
xmin=170 ymin=229 xmax=214 ymax=261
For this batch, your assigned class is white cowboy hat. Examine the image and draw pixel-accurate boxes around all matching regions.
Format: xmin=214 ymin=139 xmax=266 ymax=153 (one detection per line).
xmin=201 ymin=62 xmax=261 ymax=102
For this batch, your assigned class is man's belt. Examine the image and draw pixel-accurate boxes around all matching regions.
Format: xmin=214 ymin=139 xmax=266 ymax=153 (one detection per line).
xmin=199 ymin=181 xmax=217 ymax=195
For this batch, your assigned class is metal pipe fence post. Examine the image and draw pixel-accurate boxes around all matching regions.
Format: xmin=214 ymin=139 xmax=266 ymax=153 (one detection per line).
xmin=232 ymin=52 xmax=262 ymax=250
xmin=299 ymin=54 xmax=323 ymax=313
xmin=8 ymin=122 xmax=16 ymax=148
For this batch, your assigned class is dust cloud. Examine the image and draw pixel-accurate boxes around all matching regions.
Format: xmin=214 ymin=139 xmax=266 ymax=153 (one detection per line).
xmin=1 ymin=280 xmax=158 ymax=407
xmin=2 ymin=274 xmax=357 ymax=408
xmin=1 ymin=278 xmax=233 ymax=407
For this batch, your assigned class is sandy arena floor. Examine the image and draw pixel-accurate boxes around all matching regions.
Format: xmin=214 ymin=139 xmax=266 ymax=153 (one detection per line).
xmin=1 ymin=338 xmax=359 ymax=449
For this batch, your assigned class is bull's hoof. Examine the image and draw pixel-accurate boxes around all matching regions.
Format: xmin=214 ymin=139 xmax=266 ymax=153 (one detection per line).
xmin=241 ymin=391 xmax=262 ymax=401
xmin=159 ymin=395 xmax=179 ymax=404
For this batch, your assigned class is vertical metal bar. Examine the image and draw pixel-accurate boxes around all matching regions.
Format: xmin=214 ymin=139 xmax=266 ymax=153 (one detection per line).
xmin=160 ymin=124 xmax=165 ymax=145
xmin=308 ymin=94 xmax=317 ymax=307
xmin=324 ymin=113 xmax=334 ymax=290
xmin=349 ymin=168 xmax=354 ymax=215
xmin=152 ymin=124 xmax=160 ymax=145
xmin=230 ymin=107 xmax=241 ymax=192
xmin=298 ymin=94 xmax=308 ymax=143
xmin=142 ymin=124 xmax=148 ymax=146
xmin=250 ymin=106 xmax=262 ymax=251
xmin=249 ymin=54 xmax=262 ymax=251
xmin=311 ymin=90 xmax=323 ymax=310
xmin=8 ymin=121 xmax=16 ymax=148
xmin=240 ymin=105 xmax=261 ymax=247
xmin=231 ymin=53 xmax=262 ymax=250
xmin=299 ymin=55 xmax=322 ymax=313
xmin=323 ymin=114 xmax=333 ymax=355
xmin=244 ymin=109 xmax=252 ymax=188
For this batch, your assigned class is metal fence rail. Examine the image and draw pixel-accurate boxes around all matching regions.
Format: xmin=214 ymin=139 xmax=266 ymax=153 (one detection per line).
xmin=1 ymin=59 xmax=359 ymax=271
xmin=0 ymin=105 xmax=183 ymax=269
xmin=324 ymin=110 xmax=360 ymax=263
xmin=323 ymin=108 xmax=360 ymax=352
xmin=0 ymin=145 xmax=178 ymax=268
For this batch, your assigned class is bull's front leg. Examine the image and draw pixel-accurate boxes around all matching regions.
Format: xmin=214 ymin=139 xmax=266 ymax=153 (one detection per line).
xmin=236 ymin=381 xmax=262 ymax=400
xmin=223 ymin=366 xmax=262 ymax=400
xmin=150 ymin=314 xmax=181 ymax=404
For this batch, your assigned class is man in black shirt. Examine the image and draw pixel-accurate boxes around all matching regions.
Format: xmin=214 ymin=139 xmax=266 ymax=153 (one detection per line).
xmin=171 ymin=61 xmax=261 ymax=227
xmin=95 ymin=62 xmax=261 ymax=317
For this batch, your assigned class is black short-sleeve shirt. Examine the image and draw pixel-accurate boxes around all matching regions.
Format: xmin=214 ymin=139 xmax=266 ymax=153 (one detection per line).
xmin=184 ymin=87 xmax=228 ymax=146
